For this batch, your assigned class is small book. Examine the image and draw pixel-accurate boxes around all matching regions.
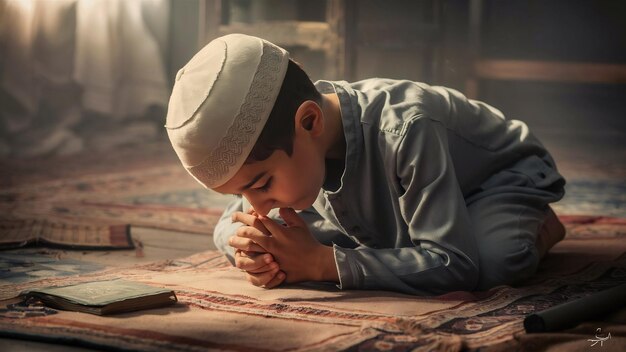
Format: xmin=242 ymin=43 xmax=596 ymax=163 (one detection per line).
xmin=20 ymin=280 xmax=177 ymax=315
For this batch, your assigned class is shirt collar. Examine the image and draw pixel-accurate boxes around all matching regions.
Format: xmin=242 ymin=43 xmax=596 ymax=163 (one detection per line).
xmin=314 ymin=80 xmax=362 ymax=197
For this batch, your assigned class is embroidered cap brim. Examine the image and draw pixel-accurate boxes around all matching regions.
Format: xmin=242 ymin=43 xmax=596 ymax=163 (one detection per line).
xmin=165 ymin=34 xmax=289 ymax=189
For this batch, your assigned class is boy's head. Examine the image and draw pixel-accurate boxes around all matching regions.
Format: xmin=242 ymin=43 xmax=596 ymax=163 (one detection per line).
xmin=246 ymin=60 xmax=321 ymax=164
xmin=166 ymin=34 xmax=327 ymax=215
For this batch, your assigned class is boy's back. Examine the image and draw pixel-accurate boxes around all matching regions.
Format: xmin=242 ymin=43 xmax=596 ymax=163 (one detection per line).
xmin=341 ymin=78 xmax=561 ymax=196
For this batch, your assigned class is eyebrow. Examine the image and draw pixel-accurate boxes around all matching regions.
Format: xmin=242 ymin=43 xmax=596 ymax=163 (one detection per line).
xmin=238 ymin=171 xmax=266 ymax=192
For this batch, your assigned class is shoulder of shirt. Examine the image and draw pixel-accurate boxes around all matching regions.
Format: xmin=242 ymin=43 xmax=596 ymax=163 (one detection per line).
xmin=348 ymin=79 xmax=444 ymax=134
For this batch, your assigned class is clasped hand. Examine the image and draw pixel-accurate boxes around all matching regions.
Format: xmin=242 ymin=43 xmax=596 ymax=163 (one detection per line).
xmin=228 ymin=207 xmax=330 ymax=288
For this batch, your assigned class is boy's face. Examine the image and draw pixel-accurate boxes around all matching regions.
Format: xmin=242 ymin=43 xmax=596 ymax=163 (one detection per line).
xmin=212 ymin=129 xmax=325 ymax=216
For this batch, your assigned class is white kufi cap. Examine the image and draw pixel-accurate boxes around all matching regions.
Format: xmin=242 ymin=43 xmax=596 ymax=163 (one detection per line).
xmin=165 ymin=34 xmax=289 ymax=188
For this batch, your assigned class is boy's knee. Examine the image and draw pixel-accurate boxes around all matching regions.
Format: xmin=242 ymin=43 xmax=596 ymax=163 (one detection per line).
xmin=477 ymin=240 xmax=540 ymax=290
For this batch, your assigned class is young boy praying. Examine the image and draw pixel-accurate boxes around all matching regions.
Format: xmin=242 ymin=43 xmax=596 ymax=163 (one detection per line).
xmin=165 ymin=34 xmax=566 ymax=295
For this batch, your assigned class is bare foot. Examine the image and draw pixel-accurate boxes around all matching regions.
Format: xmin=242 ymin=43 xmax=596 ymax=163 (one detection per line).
xmin=536 ymin=206 xmax=566 ymax=258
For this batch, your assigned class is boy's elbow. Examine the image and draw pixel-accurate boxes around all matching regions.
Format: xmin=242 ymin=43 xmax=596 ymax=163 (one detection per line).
xmin=213 ymin=219 xmax=239 ymax=266
xmin=407 ymin=251 xmax=479 ymax=294
xmin=448 ymin=253 xmax=479 ymax=291
xmin=212 ymin=219 xmax=229 ymax=251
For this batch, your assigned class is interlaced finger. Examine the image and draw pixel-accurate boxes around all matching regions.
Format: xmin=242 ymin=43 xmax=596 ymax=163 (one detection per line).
xmin=232 ymin=212 xmax=271 ymax=235
xmin=229 ymin=234 xmax=266 ymax=252
xmin=263 ymin=270 xmax=286 ymax=289
xmin=245 ymin=268 xmax=279 ymax=287
xmin=235 ymin=251 xmax=277 ymax=273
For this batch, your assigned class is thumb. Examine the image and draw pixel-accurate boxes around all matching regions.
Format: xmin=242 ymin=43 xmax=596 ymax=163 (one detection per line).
xmin=279 ymin=208 xmax=305 ymax=228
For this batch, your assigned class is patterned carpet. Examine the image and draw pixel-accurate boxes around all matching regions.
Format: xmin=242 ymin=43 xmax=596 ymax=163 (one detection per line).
xmin=0 ymin=217 xmax=624 ymax=351
xmin=0 ymin=143 xmax=231 ymax=241
xmin=0 ymin=143 xmax=625 ymax=351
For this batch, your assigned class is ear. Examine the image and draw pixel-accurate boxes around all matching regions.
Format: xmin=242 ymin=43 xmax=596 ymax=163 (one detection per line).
xmin=294 ymin=100 xmax=324 ymax=137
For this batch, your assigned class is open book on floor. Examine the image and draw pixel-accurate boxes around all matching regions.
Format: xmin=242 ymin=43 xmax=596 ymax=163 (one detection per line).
xmin=20 ymin=280 xmax=177 ymax=315
xmin=0 ymin=217 xmax=133 ymax=250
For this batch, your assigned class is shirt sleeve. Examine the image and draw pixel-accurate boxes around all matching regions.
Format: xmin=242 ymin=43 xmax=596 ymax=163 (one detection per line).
xmin=333 ymin=118 xmax=480 ymax=295
xmin=298 ymin=207 xmax=360 ymax=249
xmin=213 ymin=196 xmax=278 ymax=264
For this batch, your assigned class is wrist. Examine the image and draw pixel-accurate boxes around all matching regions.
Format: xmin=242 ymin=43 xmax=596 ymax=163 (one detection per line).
xmin=313 ymin=245 xmax=339 ymax=283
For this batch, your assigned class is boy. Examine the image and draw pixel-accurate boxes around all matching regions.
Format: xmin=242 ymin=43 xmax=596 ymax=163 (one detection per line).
xmin=165 ymin=34 xmax=565 ymax=295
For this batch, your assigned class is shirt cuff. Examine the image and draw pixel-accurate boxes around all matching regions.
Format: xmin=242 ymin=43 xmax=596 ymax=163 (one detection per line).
xmin=332 ymin=244 xmax=362 ymax=289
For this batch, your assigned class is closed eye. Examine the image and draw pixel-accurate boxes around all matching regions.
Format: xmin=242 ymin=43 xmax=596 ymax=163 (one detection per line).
xmin=256 ymin=177 xmax=273 ymax=193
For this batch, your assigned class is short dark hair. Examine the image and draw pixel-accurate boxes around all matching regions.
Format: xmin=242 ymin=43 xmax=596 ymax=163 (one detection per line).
xmin=245 ymin=60 xmax=321 ymax=163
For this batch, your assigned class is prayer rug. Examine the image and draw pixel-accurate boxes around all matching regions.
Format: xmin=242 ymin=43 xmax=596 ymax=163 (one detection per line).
xmin=0 ymin=250 xmax=104 ymax=285
xmin=0 ymin=143 xmax=231 ymax=244
xmin=1 ymin=217 xmax=624 ymax=351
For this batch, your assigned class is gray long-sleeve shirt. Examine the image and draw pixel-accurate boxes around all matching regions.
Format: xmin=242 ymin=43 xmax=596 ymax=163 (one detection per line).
xmin=213 ymin=79 xmax=562 ymax=295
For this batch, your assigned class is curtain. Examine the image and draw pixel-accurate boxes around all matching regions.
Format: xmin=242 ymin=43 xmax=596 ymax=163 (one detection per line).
xmin=0 ymin=0 xmax=170 ymax=157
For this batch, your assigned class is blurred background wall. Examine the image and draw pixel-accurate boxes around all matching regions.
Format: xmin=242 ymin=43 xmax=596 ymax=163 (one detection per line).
xmin=1 ymin=0 xmax=625 ymax=159
xmin=0 ymin=0 xmax=170 ymax=157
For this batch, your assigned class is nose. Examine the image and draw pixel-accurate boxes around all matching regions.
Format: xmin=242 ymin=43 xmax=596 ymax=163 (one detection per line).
xmin=243 ymin=193 xmax=274 ymax=216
